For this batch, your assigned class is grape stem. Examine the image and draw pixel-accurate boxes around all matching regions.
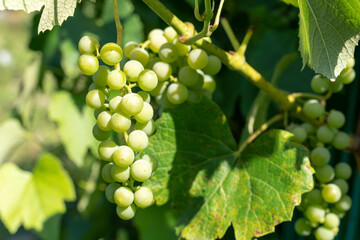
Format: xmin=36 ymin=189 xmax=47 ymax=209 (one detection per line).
xmin=237 ymin=114 xmax=284 ymax=154
xmin=221 ymin=18 xmax=240 ymax=50
xmin=124 ymin=131 xmax=129 ymax=144
xmin=113 ymin=0 xmax=124 ymax=46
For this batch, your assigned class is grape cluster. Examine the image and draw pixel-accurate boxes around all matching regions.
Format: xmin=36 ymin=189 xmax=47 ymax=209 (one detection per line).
xmin=311 ymin=58 xmax=356 ymax=94
xmin=78 ymin=35 xmax=159 ymax=220
xmin=289 ymin=60 xmax=355 ymax=240
xmin=124 ymin=26 xmax=221 ymax=106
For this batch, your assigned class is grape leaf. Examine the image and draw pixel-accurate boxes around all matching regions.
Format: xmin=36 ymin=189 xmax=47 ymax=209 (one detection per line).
xmin=48 ymin=91 xmax=97 ymax=167
xmin=298 ymin=0 xmax=360 ymax=79
xmin=0 ymin=119 xmax=25 ymax=164
xmin=282 ymin=0 xmax=298 ymax=7
xmin=0 ymin=153 xmax=75 ymax=233
xmin=0 ymin=0 xmax=78 ymax=33
xmin=144 ymin=98 xmax=313 ymax=240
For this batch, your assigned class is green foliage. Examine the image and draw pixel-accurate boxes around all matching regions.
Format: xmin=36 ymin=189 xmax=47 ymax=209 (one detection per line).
xmin=0 ymin=119 xmax=25 ymax=164
xmin=0 ymin=153 xmax=75 ymax=233
xmin=143 ymin=98 xmax=314 ymax=239
xmin=0 ymin=0 xmax=78 ymax=33
xmin=298 ymin=0 xmax=360 ymax=79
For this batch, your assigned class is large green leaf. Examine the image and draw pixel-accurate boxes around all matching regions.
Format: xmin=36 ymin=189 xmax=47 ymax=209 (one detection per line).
xmin=0 ymin=119 xmax=25 ymax=164
xmin=0 ymin=0 xmax=78 ymax=33
xmin=144 ymin=98 xmax=313 ymax=240
xmin=0 ymin=153 xmax=75 ymax=233
xmin=48 ymin=91 xmax=97 ymax=167
xmin=298 ymin=0 xmax=360 ymax=79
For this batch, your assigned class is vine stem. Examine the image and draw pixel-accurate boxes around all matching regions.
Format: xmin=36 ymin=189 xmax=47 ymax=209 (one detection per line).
xmin=221 ymin=18 xmax=240 ymax=50
xmin=237 ymin=114 xmax=284 ymax=155
xmin=113 ymin=0 xmax=124 ymax=46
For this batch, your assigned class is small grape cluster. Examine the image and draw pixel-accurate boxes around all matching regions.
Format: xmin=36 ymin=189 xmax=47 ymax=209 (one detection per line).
xmin=123 ymin=26 xmax=221 ymax=106
xmin=78 ymin=35 xmax=159 ymax=220
xmin=289 ymin=59 xmax=355 ymax=240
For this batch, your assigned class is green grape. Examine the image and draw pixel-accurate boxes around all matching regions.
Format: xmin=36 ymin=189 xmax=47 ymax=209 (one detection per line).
xmin=334 ymin=162 xmax=352 ymax=180
xmin=173 ymin=39 xmax=191 ymax=56
xmin=291 ymin=126 xmax=307 ymax=143
xmin=332 ymin=178 xmax=349 ymax=195
xmin=148 ymin=28 xmax=164 ymax=40
xmin=303 ymin=99 xmax=324 ymax=118
xmin=135 ymin=119 xmax=156 ymax=136
xmin=311 ymin=75 xmax=330 ymax=94
xmin=335 ymin=195 xmax=352 ymax=211
xmin=152 ymin=61 xmax=172 ymax=81
xmin=92 ymin=124 xmax=111 ymax=141
xmin=187 ymin=89 xmax=202 ymax=103
xmin=97 ymin=110 xmax=112 ymax=131
xmin=332 ymin=131 xmax=350 ymax=150
xmin=330 ymin=78 xmax=343 ymax=93
xmin=187 ymin=49 xmax=208 ymax=69
xmin=113 ymin=145 xmax=134 ymax=167
xmin=321 ymin=183 xmax=342 ymax=203
xmin=105 ymin=182 xmax=121 ymax=203
xmin=163 ymin=26 xmax=178 ymax=43
xmin=346 ymin=58 xmax=355 ymax=68
xmin=327 ymin=110 xmax=345 ymax=129
xmin=305 ymin=204 xmax=326 ymax=223
xmin=203 ymin=55 xmax=222 ymax=75
xmin=202 ymin=88 xmax=212 ymax=100
xmin=134 ymin=102 xmax=154 ymax=123
xmin=86 ymin=89 xmax=105 ymax=109
xmin=138 ymin=69 xmax=158 ymax=91
xmin=302 ymin=189 xmax=324 ymax=206
xmin=100 ymin=43 xmax=123 ymax=66
xmin=123 ymin=60 xmax=144 ymax=82
xmin=150 ymin=81 xmax=168 ymax=97
xmin=114 ymin=186 xmax=134 ymax=208
xmin=178 ymin=66 xmax=200 ymax=87
xmin=338 ymin=67 xmax=356 ymax=85
xmin=111 ymin=165 xmax=130 ymax=182
xmin=301 ymin=123 xmax=315 ymax=134
xmin=131 ymin=159 xmax=152 ymax=182
xmin=159 ymin=43 xmax=179 ymax=63
xmin=142 ymin=154 xmax=158 ymax=172
xmin=92 ymin=65 xmax=110 ymax=87
xmin=109 ymin=96 xmax=122 ymax=112
xmin=310 ymin=147 xmax=331 ymax=167
xmin=98 ymin=140 xmax=117 ymax=161
xmin=94 ymin=106 xmax=107 ymax=119
xmin=107 ymin=70 xmax=126 ymax=90
xmin=116 ymin=204 xmax=136 ymax=220
xmin=134 ymin=187 xmax=154 ymax=208
xmin=314 ymin=226 xmax=335 ymax=240
xmin=111 ymin=112 xmax=131 ymax=133
xmin=189 ymin=73 xmax=204 ymax=90
xmin=124 ymin=41 xmax=138 ymax=59
xmin=167 ymin=82 xmax=189 ymax=104
xmin=294 ymin=218 xmax=311 ymax=237
xmin=317 ymin=126 xmax=335 ymax=143
xmin=130 ymin=47 xmax=150 ymax=66
xmin=149 ymin=34 xmax=168 ymax=53
xmin=324 ymin=212 xmax=340 ymax=229
xmin=137 ymin=91 xmax=151 ymax=103
xmin=78 ymin=35 xmax=99 ymax=54
xmin=128 ymin=130 xmax=148 ymax=152
xmin=315 ymin=165 xmax=335 ymax=183
xmin=203 ymin=74 xmax=216 ymax=93
xmin=120 ymin=93 xmax=144 ymax=116
xmin=331 ymin=208 xmax=346 ymax=218
xmin=78 ymin=54 xmax=99 ymax=76
xmin=102 ymin=163 xmax=115 ymax=183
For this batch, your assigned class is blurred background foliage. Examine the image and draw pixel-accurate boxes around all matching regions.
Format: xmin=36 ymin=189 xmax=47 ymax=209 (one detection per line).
xmin=0 ymin=0 xmax=358 ymax=239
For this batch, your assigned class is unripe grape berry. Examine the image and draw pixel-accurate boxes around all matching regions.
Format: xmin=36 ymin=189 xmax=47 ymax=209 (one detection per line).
xmin=109 ymin=96 xmax=122 ymax=112
xmin=187 ymin=49 xmax=208 ymax=69
xmin=303 ymin=99 xmax=324 ymax=118
xmin=187 ymin=89 xmax=202 ymax=103
xmin=135 ymin=120 xmax=156 ymax=136
xmin=150 ymin=81 xmax=168 ymax=97
xmin=100 ymin=43 xmax=123 ymax=66
xmin=97 ymin=111 xmax=112 ymax=131
xmin=105 ymin=182 xmax=121 ymax=203
xmin=123 ymin=60 xmax=144 ymax=82
xmin=131 ymin=159 xmax=152 ymax=182
xmin=114 ymin=186 xmax=134 ymax=208
xmin=120 ymin=93 xmax=144 ymax=116
xmin=149 ymin=35 xmax=167 ymax=53
xmin=148 ymin=28 xmax=164 ymax=40
xmin=111 ymin=112 xmax=131 ymax=133
xmin=330 ymin=78 xmax=343 ymax=93
xmin=294 ymin=218 xmax=311 ymax=237
xmin=203 ymin=55 xmax=222 ymax=75
xmin=138 ymin=70 xmax=158 ymax=91
xmin=339 ymin=68 xmax=356 ymax=84
xmin=332 ymin=131 xmax=350 ymax=150
xmin=116 ymin=204 xmax=136 ymax=220
xmin=134 ymin=102 xmax=154 ymax=123
xmin=335 ymin=195 xmax=352 ymax=211
xmin=111 ymin=165 xmax=130 ymax=182
xmin=310 ymin=146 xmax=330 ymax=167
xmin=301 ymin=123 xmax=315 ymax=134
xmin=305 ymin=204 xmax=326 ymax=223
xmin=327 ymin=110 xmax=345 ymax=129
xmin=92 ymin=124 xmax=111 ymax=141
xmin=134 ymin=187 xmax=154 ymax=208
xmin=291 ymin=126 xmax=307 ymax=143
xmin=334 ymin=162 xmax=352 ymax=180
xmin=321 ymin=183 xmax=342 ymax=203
xmin=128 ymin=130 xmax=149 ymax=152
xmin=78 ymin=54 xmax=99 ymax=75
xmin=164 ymin=26 xmax=178 ymax=43
xmin=311 ymin=74 xmax=330 ymax=94
xmin=130 ymin=47 xmax=150 ymax=66
xmin=315 ymin=164 xmax=335 ymax=183
xmin=178 ymin=66 xmax=200 ymax=87
xmin=78 ymin=35 xmax=100 ymax=54
xmin=333 ymin=178 xmax=349 ymax=195
xmin=159 ymin=43 xmax=179 ymax=63
xmin=107 ymin=70 xmax=126 ymax=90
xmin=324 ymin=212 xmax=340 ymax=229
xmin=124 ymin=41 xmax=138 ymax=58
xmin=137 ymin=91 xmax=151 ymax=103
xmin=152 ymin=61 xmax=172 ymax=81
xmin=98 ymin=140 xmax=117 ymax=161
xmin=173 ymin=38 xmax=191 ymax=56
xmin=102 ymin=163 xmax=115 ymax=183
xmin=314 ymin=226 xmax=335 ymax=240
xmin=346 ymin=58 xmax=355 ymax=69
xmin=142 ymin=154 xmax=158 ymax=172
xmin=86 ymin=89 xmax=105 ymax=109
xmin=316 ymin=125 xmax=335 ymax=143
xmin=113 ymin=145 xmax=134 ymax=168
xmin=302 ymin=189 xmax=323 ymax=206
xmin=203 ymin=74 xmax=216 ymax=93
xmin=167 ymin=82 xmax=189 ymax=104
xmin=92 ymin=65 xmax=110 ymax=87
